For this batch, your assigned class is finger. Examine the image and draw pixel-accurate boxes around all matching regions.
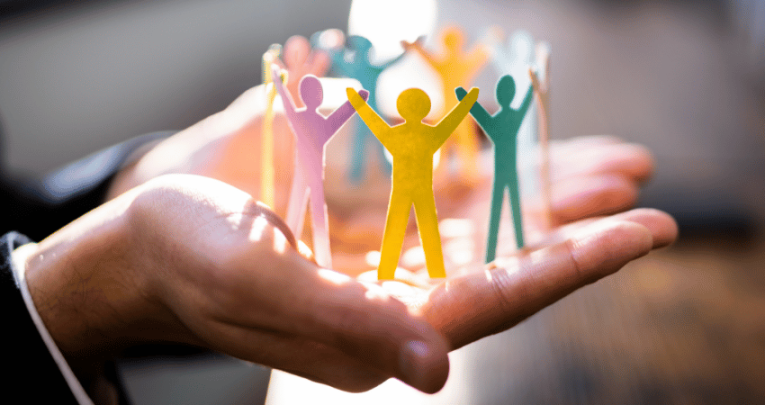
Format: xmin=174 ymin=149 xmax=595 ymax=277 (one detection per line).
xmin=551 ymin=174 xmax=639 ymax=224
xmin=551 ymin=142 xmax=654 ymax=184
xmin=200 ymin=322 xmax=390 ymax=392
xmin=287 ymin=266 xmax=450 ymax=393
xmin=609 ymin=208 xmax=678 ymax=248
xmin=424 ymin=209 xmax=676 ymax=350
xmin=216 ymin=252 xmax=450 ymax=393
xmin=530 ymin=208 xmax=678 ymax=251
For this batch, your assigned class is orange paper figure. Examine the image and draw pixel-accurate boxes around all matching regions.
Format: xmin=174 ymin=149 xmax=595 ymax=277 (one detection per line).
xmin=346 ymin=86 xmax=480 ymax=279
xmin=401 ymin=27 xmax=488 ymax=179
xmin=260 ymin=45 xmax=283 ymax=209
xmin=275 ymin=66 xmax=368 ymax=269
xmin=528 ymin=42 xmax=553 ymax=230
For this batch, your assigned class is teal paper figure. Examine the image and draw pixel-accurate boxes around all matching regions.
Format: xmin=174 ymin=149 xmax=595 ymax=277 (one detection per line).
xmin=485 ymin=29 xmax=539 ymax=195
xmin=456 ymin=75 xmax=533 ymax=263
xmin=322 ymin=35 xmax=406 ymax=183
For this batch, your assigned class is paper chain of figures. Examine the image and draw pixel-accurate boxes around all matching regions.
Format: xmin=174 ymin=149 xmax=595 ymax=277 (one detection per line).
xmin=260 ymin=26 xmax=551 ymax=279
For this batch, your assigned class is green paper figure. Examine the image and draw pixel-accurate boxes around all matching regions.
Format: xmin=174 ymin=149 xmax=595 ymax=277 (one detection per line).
xmin=456 ymin=74 xmax=533 ymax=263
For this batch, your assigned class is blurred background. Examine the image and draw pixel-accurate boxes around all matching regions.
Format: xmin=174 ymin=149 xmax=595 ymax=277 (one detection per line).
xmin=1 ymin=0 xmax=764 ymax=403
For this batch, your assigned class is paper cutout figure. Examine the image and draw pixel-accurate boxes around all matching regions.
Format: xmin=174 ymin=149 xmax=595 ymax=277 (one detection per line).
xmin=276 ymin=35 xmax=331 ymax=108
xmin=485 ymin=28 xmax=543 ymax=203
xmin=322 ymin=34 xmax=405 ymax=183
xmin=273 ymin=65 xmax=369 ymax=269
xmin=528 ymin=42 xmax=553 ymax=230
xmin=456 ymin=75 xmax=533 ymax=263
xmin=347 ymin=86 xmax=479 ymax=279
xmin=260 ymin=45 xmax=283 ymax=209
xmin=402 ymin=26 xmax=488 ymax=179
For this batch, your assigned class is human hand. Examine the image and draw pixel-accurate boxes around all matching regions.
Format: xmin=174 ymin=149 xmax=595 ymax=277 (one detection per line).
xmin=22 ymin=174 xmax=453 ymax=394
xmin=23 ymin=139 xmax=675 ymax=396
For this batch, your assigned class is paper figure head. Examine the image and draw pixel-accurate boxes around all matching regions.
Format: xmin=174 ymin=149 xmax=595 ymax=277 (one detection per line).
xmin=441 ymin=26 xmax=464 ymax=53
xmin=299 ymin=75 xmax=323 ymax=110
xmin=397 ymin=88 xmax=431 ymax=121
xmin=496 ymin=75 xmax=517 ymax=108
xmin=348 ymin=35 xmax=373 ymax=60
xmin=510 ymin=30 xmax=534 ymax=62
xmin=284 ymin=35 xmax=311 ymax=68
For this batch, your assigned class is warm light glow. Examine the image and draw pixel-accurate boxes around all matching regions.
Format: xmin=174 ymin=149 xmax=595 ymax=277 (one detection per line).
xmin=402 ymin=246 xmax=425 ymax=267
xmin=349 ymin=0 xmax=443 ymax=121
xmin=439 ymin=218 xmax=475 ymax=238
xmin=317 ymin=269 xmax=352 ymax=286
xmin=348 ymin=0 xmax=437 ymax=62
xmin=248 ymin=215 xmax=269 ymax=242
xmin=365 ymin=250 xmax=381 ymax=267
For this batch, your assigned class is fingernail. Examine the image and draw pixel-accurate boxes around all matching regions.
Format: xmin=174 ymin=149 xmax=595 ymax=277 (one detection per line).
xmin=399 ymin=340 xmax=432 ymax=389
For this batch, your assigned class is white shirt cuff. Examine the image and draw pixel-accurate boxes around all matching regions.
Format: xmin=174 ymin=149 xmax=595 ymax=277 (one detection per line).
xmin=11 ymin=243 xmax=95 ymax=405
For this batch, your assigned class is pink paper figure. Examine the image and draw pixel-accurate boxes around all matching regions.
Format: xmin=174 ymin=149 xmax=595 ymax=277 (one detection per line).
xmin=272 ymin=65 xmax=369 ymax=268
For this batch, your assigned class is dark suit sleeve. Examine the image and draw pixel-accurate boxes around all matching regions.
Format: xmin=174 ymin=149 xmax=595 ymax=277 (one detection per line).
xmin=1 ymin=232 xmax=79 ymax=404
xmin=0 ymin=131 xmax=174 ymax=241
xmin=0 ymin=131 xmax=173 ymax=404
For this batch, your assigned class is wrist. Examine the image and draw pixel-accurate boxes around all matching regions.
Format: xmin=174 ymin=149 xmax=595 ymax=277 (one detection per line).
xmin=22 ymin=189 xmax=171 ymax=369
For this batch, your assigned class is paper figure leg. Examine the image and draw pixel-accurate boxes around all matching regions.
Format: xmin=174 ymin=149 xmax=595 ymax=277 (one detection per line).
xmin=378 ymin=191 xmax=412 ymax=279
xmin=413 ymin=192 xmax=446 ymax=278
xmin=286 ymin=169 xmax=310 ymax=238
xmin=454 ymin=119 xmax=479 ymax=178
xmin=349 ymin=123 xmax=367 ymax=184
xmin=485 ymin=181 xmax=506 ymax=263
xmin=507 ymin=175 xmax=525 ymax=250
xmin=308 ymin=184 xmax=332 ymax=269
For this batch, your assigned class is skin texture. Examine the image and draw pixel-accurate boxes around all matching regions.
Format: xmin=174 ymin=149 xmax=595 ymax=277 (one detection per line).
xmin=32 ymin=81 xmax=676 ymax=398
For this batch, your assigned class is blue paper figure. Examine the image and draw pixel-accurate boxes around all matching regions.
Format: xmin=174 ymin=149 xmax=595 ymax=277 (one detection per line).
xmin=456 ymin=74 xmax=533 ymax=263
xmin=322 ymin=34 xmax=406 ymax=184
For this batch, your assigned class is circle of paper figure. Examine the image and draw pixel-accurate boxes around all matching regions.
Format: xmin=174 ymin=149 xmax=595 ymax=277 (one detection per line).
xmin=456 ymin=74 xmax=534 ymax=263
xmin=347 ymin=85 xmax=479 ymax=279
xmin=273 ymin=65 xmax=369 ymax=269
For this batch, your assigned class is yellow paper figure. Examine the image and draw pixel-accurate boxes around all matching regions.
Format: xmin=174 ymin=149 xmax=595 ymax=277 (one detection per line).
xmin=402 ymin=27 xmax=488 ymax=179
xmin=261 ymin=45 xmax=283 ymax=209
xmin=347 ymin=86 xmax=480 ymax=279
xmin=528 ymin=42 xmax=552 ymax=230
